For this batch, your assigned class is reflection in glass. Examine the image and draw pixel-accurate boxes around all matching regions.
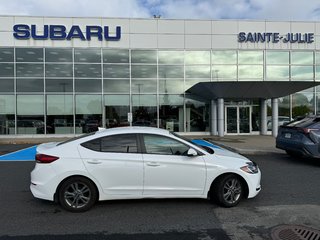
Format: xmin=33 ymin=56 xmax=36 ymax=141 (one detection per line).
xmin=46 ymin=79 xmax=73 ymax=92
xmin=292 ymin=91 xmax=314 ymax=118
xmin=159 ymin=79 xmax=184 ymax=94
xmin=291 ymin=66 xmax=313 ymax=80
xmin=0 ymin=48 xmax=14 ymax=62
xmin=17 ymin=78 xmax=44 ymax=92
xmin=0 ymin=95 xmax=15 ymax=134
xmin=238 ymin=51 xmax=263 ymax=64
xmin=158 ymin=51 xmax=184 ymax=64
xmin=291 ymin=52 xmax=313 ymax=65
xmin=316 ymin=52 xmax=320 ymax=65
xmin=0 ymin=63 xmax=14 ymax=77
xmin=132 ymin=95 xmax=157 ymax=127
xmin=74 ymin=49 xmax=101 ymax=63
xmin=104 ymin=79 xmax=129 ymax=93
xmin=74 ymin=64 xmax=101 ymax=78
xmin=103 ymin=49 xmax=129 ymax=63
xmin=185 ymin=65 xmax=210 ymax=78
xmin=185 ymin=79 xmax=209 ymax=90
xmin=316 ymin=66 xmax=320 ymax=81
xmin=185 ymin=51 xmax=210 ymax=64
xmin=16 ymin=48 xmax=43 ymax=62
xmin=103 ymin=64 xmax=130 ymax=78
xmin=159 ymin=95 xmax=184 ymax=132
xmin=131 ymin=65 xmax=157 ymax=78
xmin=45 ymin=48 xmax=72 ymax=62
xmin=185 ymin=98 xmax=209 ymax=132
xmin=266 ymin=66 xmax=289 ymax=80
xmin=212 ymin=65 xmax=237 ymax=80
xmin=212 ymin=50 xmax=237 ymax=64
xmin=238 ymin=65 xmax=263 ymax=80
xmin=17 ymin=95 xmax=44 ymax=134
xmin=16 ymin=64 xmax=44 ymax=77
xmin=131 ymin=50 xmax=157 ymax=64
xmin=17 ymin=95 xmax=44 ymax=115
xmin=159 ymin=65 xmax=184 ymax=78
xmin=105 ymin=95 xmax=129 ymax=128
xmin=75 ymin=79 xmax=102 ymax=92
xmin=46 ymin=95 xmax=73 ymax=134
xmin=266 ymin=51 xmax=289 ymax=64
xmin=0 ymin=79 xmax=14 ymax=92
xmin=75 ymin=95 xmax=102 ymax=133
xmin=45 ymin=64 xmax=73 ymax=77
xmin=132 ymin=79 xmax=157 ymax=93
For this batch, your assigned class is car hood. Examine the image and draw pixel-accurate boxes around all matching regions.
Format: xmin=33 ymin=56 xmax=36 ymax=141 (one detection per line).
xmin=191 ymin=139 xmax=248 ymax=161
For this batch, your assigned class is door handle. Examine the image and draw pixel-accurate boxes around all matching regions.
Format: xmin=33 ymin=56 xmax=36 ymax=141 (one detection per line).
xmin=146 ymin=162 xmax=160 ymax=167
xmin=87 ymin=160 xmax=102 ymax=164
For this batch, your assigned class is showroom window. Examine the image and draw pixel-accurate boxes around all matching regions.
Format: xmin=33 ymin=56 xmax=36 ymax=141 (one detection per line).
xmin=266 ymin=51 xmax=289 ymax=81
xmin=75 ymin=95 xmax=102 ymax=134
xmin=0 ymin=95 xmax=15 ymax=135
xmin=17 ymin=95 xmax=44 ymax=134
xmin=46 ymin=95 xmax=74 ymax=134
xmin=104 ymin=95 xmax=130 ymax=128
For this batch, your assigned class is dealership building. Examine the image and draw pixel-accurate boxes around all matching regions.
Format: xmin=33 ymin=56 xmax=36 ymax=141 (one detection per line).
xmin=0 ymin=15 xmax=320 ymax=137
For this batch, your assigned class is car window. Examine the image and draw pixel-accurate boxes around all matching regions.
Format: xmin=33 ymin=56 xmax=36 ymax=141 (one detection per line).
xmin=143 ymin=134 xmax=189 ymax=155
xmin=287 ymin=117 xmax=320 ymax=128
xmin=81 ymin=134 xmax=138 ymax=153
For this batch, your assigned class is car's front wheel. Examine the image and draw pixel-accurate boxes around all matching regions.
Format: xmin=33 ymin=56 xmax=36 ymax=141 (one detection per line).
xmin=58 ymin=177 xmax=97 ymax=212
xmin=213 ymin=174 xmax=243 ymax=207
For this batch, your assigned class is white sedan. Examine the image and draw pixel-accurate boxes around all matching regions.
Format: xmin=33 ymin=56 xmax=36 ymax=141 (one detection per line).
xmin=30 ymin=127 xmax=261 ymax=212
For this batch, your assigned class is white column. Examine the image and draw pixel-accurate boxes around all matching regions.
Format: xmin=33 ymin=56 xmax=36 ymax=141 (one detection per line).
xmin=260 ymin=99 xmax=268 ymax=135
xmin=210 ymin=100 xmax=217 ymax=135
xmin=217 ymin=98 xmax=224 ymax=137
xmin=272 ymin=98 xmax=279 ymax=137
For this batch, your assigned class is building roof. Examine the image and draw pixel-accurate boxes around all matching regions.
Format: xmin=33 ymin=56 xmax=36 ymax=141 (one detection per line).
xmin=186 ymin=81 xmax=320 ymax=100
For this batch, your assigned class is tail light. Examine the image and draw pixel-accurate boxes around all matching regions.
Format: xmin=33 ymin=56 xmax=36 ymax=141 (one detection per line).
xmin=35 ymin=154 xmax=59 ymax=163
xmin=298 ymin=128 xmax=318 ymax=134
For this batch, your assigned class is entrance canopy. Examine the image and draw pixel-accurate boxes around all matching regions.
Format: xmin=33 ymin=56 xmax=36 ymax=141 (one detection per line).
xmin=186 ymin=81 xmax=320 ymax=100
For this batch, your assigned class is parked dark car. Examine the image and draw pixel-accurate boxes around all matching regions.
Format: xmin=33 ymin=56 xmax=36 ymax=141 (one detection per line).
xmin=276 ymin=116 xmax=320 ymax=158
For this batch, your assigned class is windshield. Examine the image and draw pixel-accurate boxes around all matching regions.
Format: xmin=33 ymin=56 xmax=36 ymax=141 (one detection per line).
xmin=170 ymin=132 xmax=214 ymax=154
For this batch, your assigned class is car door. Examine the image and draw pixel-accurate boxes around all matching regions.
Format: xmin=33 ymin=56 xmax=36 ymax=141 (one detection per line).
xmin=141 ymin=134 xmax=206 ymax=196
xmin=78 ymin=133 xmax=143 ymax=196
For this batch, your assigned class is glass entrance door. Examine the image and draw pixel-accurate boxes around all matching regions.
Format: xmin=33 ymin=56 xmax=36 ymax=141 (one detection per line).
xmin=225 ymin=106 xmax=251 ymax=134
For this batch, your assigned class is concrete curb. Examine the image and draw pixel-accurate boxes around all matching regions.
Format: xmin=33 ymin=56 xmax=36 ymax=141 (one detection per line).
xmin=205 ymin=140 xmax=283 ymax=155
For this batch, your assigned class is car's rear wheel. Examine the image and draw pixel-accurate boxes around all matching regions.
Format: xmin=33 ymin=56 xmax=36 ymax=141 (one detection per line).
xmin=213 ymin=174 xmax=243 ymax=207
xmin=58 ymin=177 xmax=97 ymax=212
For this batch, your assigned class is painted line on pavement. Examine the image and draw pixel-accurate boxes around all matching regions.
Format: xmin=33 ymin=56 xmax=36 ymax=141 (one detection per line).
xmin=0 ymin=145 xmax=37 ymax=161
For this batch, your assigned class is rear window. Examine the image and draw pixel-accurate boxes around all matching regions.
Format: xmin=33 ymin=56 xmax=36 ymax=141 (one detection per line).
xmin=81 ymin=134 xmax=138 ymax=153
xmin=286 ymin=117 xmax=320 ymax=128
xmin=57 ymin=132 xmax=96 ymax=146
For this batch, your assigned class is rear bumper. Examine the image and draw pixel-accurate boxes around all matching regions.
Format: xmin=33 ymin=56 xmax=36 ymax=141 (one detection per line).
xmin=276 ymin=139 xmax=319 ymax=158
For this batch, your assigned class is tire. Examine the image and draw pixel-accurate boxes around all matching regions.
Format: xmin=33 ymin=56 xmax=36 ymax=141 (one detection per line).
xmin=58 ymin=177 xmax=97 ymax=212
xmin=285 ymin=150 xmax=302 ymax=158
xmin=213 ymin=174 xmax=243 ymax=207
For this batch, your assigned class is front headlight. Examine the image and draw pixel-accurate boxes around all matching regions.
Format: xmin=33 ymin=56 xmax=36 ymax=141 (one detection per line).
xmin=240 ymin=161 xmax=259 ymax=174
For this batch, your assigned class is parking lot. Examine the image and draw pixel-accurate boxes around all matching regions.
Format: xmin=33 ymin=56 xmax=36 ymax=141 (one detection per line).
xmin=0 ymin=147 xmax=319 ymax=240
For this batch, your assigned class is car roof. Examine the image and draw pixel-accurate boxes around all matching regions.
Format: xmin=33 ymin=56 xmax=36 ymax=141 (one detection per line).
xmin=95 ymin=126 xmax=171 ymax=137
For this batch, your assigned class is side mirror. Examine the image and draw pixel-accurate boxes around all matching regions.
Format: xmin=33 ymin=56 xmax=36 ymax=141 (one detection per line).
xmin=187 ymin=148 xmax=198 ymax=157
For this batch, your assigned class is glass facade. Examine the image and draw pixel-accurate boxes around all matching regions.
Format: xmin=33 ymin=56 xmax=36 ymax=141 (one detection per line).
xmin=0 ymin=47 xmax=319 ymax=135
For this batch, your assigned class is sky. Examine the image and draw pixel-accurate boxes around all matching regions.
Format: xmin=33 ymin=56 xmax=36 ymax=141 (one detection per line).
xmin=0 ymin=0 xmax=319 ymax=21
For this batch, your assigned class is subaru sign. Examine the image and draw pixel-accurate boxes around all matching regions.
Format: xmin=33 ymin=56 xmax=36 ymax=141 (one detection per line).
xmin=13 ymin=24 xmax=121 ymax=41
xmin=238 ymin=32 xmax=314 ymax=43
